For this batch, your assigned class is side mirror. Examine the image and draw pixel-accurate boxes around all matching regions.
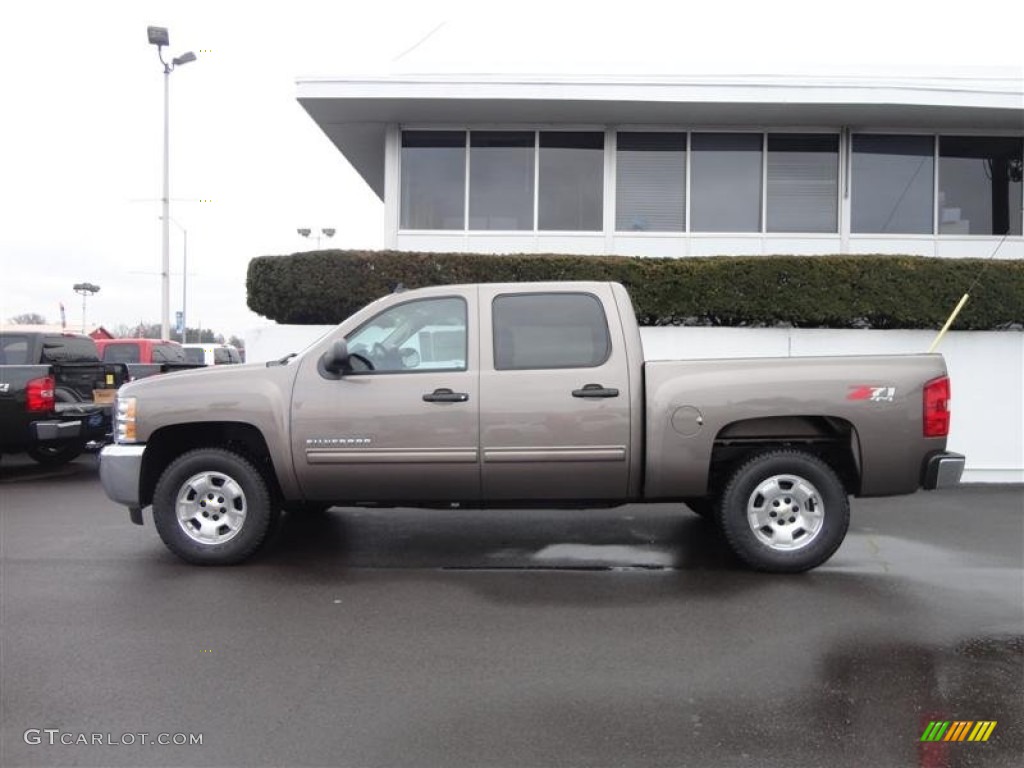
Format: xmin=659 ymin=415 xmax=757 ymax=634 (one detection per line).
xmin=322 ymin=339 xmax=351 ymax=375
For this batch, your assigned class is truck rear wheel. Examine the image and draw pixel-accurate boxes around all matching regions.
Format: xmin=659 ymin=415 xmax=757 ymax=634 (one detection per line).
xmin=717 ymin=450 xmax=849 ymax=573
xmin=152 ymin=448 xmax=276 ymax=565
xmin=26 ymin=441 xmax=85 ymax=466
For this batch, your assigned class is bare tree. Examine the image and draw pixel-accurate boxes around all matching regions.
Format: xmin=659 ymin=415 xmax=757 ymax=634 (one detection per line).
xmin=9 ymin=312 xmax=47 ymax=325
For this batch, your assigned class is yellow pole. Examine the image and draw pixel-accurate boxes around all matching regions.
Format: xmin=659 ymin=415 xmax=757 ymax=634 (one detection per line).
xmin=928 ymin=293 xmax=970 ymax=353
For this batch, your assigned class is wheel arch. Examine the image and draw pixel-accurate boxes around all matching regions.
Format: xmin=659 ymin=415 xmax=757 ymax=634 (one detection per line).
xmin=708 ymin=415 xmax=862 ymax=497
xmin=139 ymin=422 xmax=283 ymax=508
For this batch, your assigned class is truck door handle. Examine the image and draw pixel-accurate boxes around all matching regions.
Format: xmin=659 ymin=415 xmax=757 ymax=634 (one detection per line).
xmin=423 ymin=388 xmax=469 ymax=403
xmin=572 ymin=383 xmax=619 ymax=398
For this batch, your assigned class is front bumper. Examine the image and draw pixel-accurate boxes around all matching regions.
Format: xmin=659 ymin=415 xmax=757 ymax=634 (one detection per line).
xmin=99 ymin=444 xmax=146 ymax=515
xmin=923 ymin=451 xmax=966 ymax=490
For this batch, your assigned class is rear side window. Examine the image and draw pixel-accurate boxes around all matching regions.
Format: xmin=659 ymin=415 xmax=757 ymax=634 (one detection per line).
xmin=153 ymin=344 xmax=185 ymax=363
xmin=492 ymin=293 xmax=611 ymax=370
xmin=183 ymin=348 xmax=206 ymax=364
xmin=43 ymin=336 xmax=100 ymax=362
xmin=101 ymin=343 xmax=141 ymax=364
xmin=0 ymin=335 xmax=30 ymax=364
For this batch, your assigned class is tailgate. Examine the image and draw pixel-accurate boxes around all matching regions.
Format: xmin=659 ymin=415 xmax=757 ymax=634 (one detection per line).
xmin=53 ymin=362 xmax=129 ymax=404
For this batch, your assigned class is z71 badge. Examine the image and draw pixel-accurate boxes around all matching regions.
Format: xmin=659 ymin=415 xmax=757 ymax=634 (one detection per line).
xmin=847 ymin=385 xmax=896 ymax=403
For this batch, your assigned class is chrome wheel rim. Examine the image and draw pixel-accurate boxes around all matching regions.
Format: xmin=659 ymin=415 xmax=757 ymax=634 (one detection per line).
xmin=175 ymin=471 xmax=247 ymax=545
xmin=746 ymin=474 xmax=824 ymax=551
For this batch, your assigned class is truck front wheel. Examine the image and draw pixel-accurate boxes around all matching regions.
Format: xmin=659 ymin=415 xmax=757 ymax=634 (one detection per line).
xmin=717 ymin=450 xmax=849 ymax=573
xmin=152 ymin=448 xmax=277 ymax=565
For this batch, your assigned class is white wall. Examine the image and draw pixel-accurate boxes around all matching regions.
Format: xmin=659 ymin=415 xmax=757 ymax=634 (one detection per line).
xmin=246 ymin=323 xmax=1023 ymax=483
xmin=395 ymin=231 xmax=1024 ymax=260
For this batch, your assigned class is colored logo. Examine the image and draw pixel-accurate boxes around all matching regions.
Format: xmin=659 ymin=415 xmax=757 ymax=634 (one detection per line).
xmin=920 ymin=721 xmax=997 ymax=742
xmin=847 ymin=385 xmax=897 ymax=402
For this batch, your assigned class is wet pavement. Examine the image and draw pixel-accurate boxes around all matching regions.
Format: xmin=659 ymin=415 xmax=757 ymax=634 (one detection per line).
xmin=1 ymin=454 xmax=1021 ymax=767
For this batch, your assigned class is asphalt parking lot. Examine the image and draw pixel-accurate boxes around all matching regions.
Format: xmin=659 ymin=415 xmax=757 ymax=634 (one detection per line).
xmin=0 ymin=453 xmax=1021 ymax=768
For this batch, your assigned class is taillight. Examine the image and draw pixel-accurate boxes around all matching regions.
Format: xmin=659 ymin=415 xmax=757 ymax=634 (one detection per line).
xmin=26 ymin=376 xmax=55 ymax=413
xmin=923 ymin=376 xmax=951 ymax=438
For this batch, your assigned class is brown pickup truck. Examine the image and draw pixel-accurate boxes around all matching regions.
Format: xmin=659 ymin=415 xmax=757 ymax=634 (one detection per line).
xmin=99 ymin=282 xmax=964 ymax=571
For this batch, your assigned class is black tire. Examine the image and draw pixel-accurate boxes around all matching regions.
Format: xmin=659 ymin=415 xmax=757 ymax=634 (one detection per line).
xmin=26 ymin=440 xmax=86 ymax=466
xmin=152 ymin=448 xmax=277 ymax=565
xmin=717 ymin=450 xmax=850 ymax=573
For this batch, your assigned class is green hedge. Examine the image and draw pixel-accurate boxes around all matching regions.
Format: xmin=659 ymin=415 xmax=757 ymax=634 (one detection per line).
xmin=246 ymin=250 xmax=1024 ymax=330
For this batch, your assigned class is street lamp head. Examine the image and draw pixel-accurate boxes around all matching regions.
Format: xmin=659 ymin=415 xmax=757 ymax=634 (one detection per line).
xmin=322 ymin=228 xmax=336 ymax=238
xmin=297 ymin=228 xmax=312 ymax=238
xmin=147 ymin=26 xmax=169 ymax=47
xmin=173 ymin=51 xmax=197 ymax=67
xmin=73 ymin=282 xmax=100 ymax=295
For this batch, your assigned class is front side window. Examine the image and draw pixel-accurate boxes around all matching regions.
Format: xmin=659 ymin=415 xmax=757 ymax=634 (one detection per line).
xmin=616 ymin=132 xmax=686 ymax=232
xmin=346 ymin=297 xmax=467 ymax=373
xmin=538 ymin=132 xmax=604 ymax=231
xmin=939 ymin=136 xmax=1022 ymax=236
xmin=852 ymin=134 xmax=934 ymax=234
xmin=469 ymin=131 xmax=535 ymax=230
xmin=399 ymin=131 xmax=466 ymax=230
xmin=690 ymin=133 xmax=762 ymax=232
xmin=766 ymin=134 xmax=839 ymax=233
xmin=492 ymin=293 xmax=610 ymax=370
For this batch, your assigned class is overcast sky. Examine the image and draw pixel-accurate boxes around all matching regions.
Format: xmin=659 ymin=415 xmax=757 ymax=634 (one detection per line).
xmin=1 ymin=0 xmax=1021 ymax=339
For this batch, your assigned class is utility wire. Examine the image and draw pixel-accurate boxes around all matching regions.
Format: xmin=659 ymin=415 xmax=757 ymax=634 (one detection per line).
xmin=392 ymin=21 xmax=447 ymax=63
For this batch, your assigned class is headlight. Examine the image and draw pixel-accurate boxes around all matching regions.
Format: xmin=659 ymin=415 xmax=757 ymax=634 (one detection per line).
xmin=116 ymin=396 xmax=138 ymax=443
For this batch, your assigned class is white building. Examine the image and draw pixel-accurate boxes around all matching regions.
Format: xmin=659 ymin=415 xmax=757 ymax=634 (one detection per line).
xmin=270 ymin=68 xmax=1023 ymax=482
xmin=297 ymin=71 xmax=1022 ymax=260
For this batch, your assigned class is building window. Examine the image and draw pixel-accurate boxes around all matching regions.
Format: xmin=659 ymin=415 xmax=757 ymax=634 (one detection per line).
xmin=766 ymin=134 xmax=839 ymax=233
xmin=690 ymin=133 xmax=762 ymax=232
xmin=939 ymin=136 xmax=1023 ymax=236
xmin=399 ymin=131 xmax=466 ymax=230
xmin=851 ymin=135 xmax=934 ymax=234
xmin=492 ymin=293 xmax=610 ymax=370
xmin=538 ymin=132 xmax=604 ymax=231
xmin=469 ymin=131 xmax=535 ymax=230
xmin=615 ymin=132 xmax=686 ymax=232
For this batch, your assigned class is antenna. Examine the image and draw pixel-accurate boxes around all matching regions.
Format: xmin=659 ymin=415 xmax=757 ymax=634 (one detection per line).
xmin=927 ymin=233 xmax=1010 ymax=352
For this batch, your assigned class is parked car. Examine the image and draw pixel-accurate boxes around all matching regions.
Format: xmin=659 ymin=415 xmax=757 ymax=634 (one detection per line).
xmin=0 ymin=330 xmax=128 ymax=464
xmin=182 ymin=343 xmax=243 ymax=366
xmin=94 ymin=338 xmax=202 ymax=380
xmin=100 ymin=282 xmax=963 ymax=570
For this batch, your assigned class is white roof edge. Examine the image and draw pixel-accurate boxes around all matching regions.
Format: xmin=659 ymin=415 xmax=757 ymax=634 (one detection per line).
xmin=296 ymin=71 xmax=1023 ymax=92
xmin=295 ymin=72 xmax=1024 ymax=111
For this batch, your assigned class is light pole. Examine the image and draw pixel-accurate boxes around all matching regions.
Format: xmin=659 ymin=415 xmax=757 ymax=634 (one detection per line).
xmin=148 ymin=26 xmax=196 ymax=340
xmin=297 ymin=227 xmax=336 ymax=249
xmin=165 ymin=217 xmax=188 ymax=342
xmin=73 ymin=282 xmax=100 ymax=334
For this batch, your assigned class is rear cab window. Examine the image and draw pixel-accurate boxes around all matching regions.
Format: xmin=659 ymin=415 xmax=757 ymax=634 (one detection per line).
xmin=101 ymin=343 xmax=141 ymax=364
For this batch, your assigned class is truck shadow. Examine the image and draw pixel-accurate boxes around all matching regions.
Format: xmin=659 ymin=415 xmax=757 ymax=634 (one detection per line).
xmin=262 ymin=504 xmax=742 ymax=572
xmin=0 ymin=452 xmax=99 ymax=483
